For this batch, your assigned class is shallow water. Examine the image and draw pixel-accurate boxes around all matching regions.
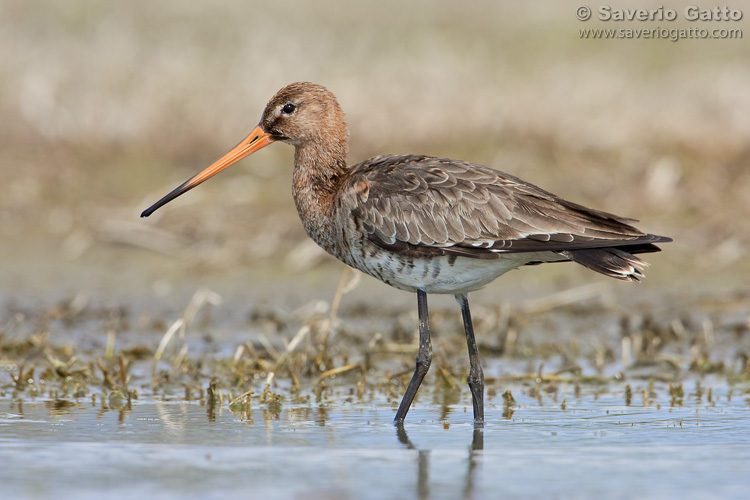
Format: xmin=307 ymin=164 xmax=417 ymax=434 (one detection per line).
xmin=2 ymin=381 xmax=749 ymax=500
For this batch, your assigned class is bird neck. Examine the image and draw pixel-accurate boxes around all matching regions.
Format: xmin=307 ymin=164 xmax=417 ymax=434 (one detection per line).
xmin=292 ymin=140 xmax=349 ymax=220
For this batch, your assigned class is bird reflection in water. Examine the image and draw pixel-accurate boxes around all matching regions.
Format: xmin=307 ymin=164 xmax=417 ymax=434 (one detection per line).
xmin=396 ymin=423 xmax=483 ymax=499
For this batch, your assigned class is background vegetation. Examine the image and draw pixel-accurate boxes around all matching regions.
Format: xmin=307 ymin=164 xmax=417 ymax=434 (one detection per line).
xmin=1 ymin=0 xmax=748 ymax=303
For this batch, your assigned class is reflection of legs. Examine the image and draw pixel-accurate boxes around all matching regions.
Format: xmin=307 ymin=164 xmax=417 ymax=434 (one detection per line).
xmin=463 ymin=426 xmax=484 ymax=499
xmin=457 ymin=294 xmax=484 ymax=424
xmin=395 ymin=288 xmax=433 ymax=423
xmin=394 ymin=425 xmax=431 ymax=500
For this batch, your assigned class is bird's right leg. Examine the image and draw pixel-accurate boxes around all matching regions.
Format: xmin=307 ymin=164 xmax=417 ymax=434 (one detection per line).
xmin=394 ymin=288 xmax=433 ymax=424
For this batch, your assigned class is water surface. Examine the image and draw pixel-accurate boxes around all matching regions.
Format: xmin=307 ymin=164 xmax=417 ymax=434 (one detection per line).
xmin=2 ymin=381 xmax=749 ymax=500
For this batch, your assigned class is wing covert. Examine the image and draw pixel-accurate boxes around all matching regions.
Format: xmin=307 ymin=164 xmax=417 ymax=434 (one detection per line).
xmin=341 ymin=155 xmax=659 ymax=258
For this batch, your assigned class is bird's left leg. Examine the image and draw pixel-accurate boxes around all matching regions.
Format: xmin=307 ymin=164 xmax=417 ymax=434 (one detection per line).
xmin=456 ymin=293 xmax=484 ymax=425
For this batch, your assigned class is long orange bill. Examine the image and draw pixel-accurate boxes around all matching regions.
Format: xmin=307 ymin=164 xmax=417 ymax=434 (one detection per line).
xmin=141 ymin=125 xmax=274 ymax=217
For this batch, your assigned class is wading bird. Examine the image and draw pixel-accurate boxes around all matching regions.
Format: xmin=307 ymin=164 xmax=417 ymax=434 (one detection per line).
xmin=142 ymin=82 xmax=670 ymax=426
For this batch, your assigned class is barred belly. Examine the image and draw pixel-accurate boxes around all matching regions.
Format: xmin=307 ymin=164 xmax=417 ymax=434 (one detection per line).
xmin=345 ymin=247 xmax=543 ymax=294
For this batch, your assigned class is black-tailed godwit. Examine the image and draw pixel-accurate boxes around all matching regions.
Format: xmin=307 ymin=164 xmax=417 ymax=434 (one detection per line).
xmin=142 ymin=82 xmax=671 ymax=426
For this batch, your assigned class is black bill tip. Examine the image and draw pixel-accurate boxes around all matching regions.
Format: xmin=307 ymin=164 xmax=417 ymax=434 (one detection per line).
xmin=140 ymin=179 xmax=194 ymax=218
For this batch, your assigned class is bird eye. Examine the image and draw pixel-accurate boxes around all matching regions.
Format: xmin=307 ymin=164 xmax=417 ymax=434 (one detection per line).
xmin=281 ymin=103 xmax=296 ymax=114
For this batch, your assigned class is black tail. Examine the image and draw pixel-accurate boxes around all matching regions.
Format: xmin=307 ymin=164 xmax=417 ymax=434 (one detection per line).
xmin=562 ymin=240 xmax=667 ymax=282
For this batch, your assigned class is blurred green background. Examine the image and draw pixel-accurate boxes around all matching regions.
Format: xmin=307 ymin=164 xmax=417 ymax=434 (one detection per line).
xmin=2 ymin=0 xmax=748 ymax=305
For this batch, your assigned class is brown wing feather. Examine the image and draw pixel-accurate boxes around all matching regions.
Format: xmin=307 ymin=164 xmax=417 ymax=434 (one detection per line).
xmin=342 ymin=155 xmax=670 ymax=258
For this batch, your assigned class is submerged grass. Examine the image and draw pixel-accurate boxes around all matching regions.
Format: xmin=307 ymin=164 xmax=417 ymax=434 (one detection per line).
xmin=2 ymin=278 xmax=749 ymax=422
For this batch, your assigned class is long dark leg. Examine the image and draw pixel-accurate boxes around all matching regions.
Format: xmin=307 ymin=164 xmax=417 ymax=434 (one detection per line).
xmin=456 ymin=293 xmax=484 ymax=425
xmin=395 ymin=288 xmax=433 ymax=424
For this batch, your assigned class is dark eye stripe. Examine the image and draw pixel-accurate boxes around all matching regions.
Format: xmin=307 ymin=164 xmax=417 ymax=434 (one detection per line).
xmin=282 ymin=103 xmax=296 ymax=114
